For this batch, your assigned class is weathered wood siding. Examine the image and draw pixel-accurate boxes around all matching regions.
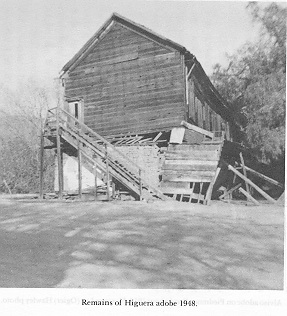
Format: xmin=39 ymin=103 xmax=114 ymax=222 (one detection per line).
xmin=161 ymin=144 xmax=221 ymax=183
xmin=65 ymin=22 xmax=185 ymax=136
xmin=187 ymin=75 xmax=231 ymax=140
xmin=160 ymin=143 xmax=223 ymax=202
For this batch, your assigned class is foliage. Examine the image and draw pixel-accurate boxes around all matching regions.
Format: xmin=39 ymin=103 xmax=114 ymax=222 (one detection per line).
xmin=212 ymin=2 xmax=286 ymax=163
xmin=0 ymin=82 xmax=55 ymax=194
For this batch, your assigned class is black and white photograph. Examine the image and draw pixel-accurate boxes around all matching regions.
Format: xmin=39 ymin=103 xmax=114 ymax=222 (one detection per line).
xmin=0 ymin=0 xmax=285 ymax=315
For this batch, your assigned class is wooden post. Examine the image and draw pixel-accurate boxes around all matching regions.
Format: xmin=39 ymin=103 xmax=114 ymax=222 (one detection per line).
xmin=105 ymin=144 xmax=110 ymax=201
xmin=197 ymin=182 xmax=203 ymax=204
xmin=77 ymin=139 xmax=82 ymax=199
xmin=229 ymin=171 xmax=237 ymax=200
xmin=225 ymin=162 xmax=276 ymax=204
xmin=56 ymin=107 xmax=63 ymax=199
xmin=39 ymin=128 xmax=44 ymax=199
xmin=205 ymin=167 xmax=221 ymax=205
xmin=239 ymin=152 xmax=250 ymax=197
xmin=93 ymin=162 xmax=98 ymax=200
xmin=112 ymin=180 xmax=116 ymax=199
xmin=139 ymin=169 xmax=142 ymax=201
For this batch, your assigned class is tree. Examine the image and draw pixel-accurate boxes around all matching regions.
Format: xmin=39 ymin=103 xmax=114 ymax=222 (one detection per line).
xmin=0 ymin=81 xmax=56 ymax=194
xmin=212 ymin=2 xmax=286 ymax=163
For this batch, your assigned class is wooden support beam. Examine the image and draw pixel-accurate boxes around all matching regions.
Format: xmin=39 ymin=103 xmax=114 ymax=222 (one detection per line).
xmin=239 ymin=152 xmax=250 ymax=197
xmin=112 ymin=179 xmax=116 ymax=199
xmin=153 ymin=132 xmax=162 ymax=142
xmin=126 ymin=136 xmax=140 ymax=144
xmin=56 ymin=108 xmax=63 ymax=199
xmin=138 ymin=137 xmax=152 ymax=143
xmin=242 ymin=165 xmax=284 ymax=188
xmin=219 ymin=183 xmax=241 ymax=200
xmin=181 ymin=120 xmax=214 ymax=138
xmin=43 ymin=145 xmax=56 ymax=150
xmin=93 ymin=162 xmax=98 ymax=199
xmin=77 ymin=139 xmax=82 ymax=199
xmin=239 ymin=187 xmax=260 ymax=206
xmin=139 ymin=169 xmax=142 ymax=201
xmin=186 ymin=63 xmax=196 ymax=79
xmin=188 ymin=183 xmax=194 ymax=202
xmin=105 ymin=144 xmax=110 ymax=201
xmin=128 ymin=136 xmax=142 ymax=145
xmin=198 ymin=182 xmax=203 ymax=204
xmin=229 ymin=173 xmax=237 ymax=200
xmin=225 ymin=162 xmax=276 ymax=204
xmin=39 ymin=129 xmax=44 ymax=199
xmin=115 ymin=136 xmax=129 ymax=145
xmin=205 ymin=167 xmax=221 ymax=205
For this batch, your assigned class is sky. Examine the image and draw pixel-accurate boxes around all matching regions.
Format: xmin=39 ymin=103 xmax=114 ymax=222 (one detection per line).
xmin=0 ymin=0 xmax=277 ymax=90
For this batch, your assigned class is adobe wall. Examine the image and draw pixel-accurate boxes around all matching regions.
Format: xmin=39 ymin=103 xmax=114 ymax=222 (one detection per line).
xmin=117 ymin=145 xmax=163 ymax=188
xmin=54 ymin=154 xmax=103 ymax=193
xmin=54 ymin=146 xmax=163 ymax=193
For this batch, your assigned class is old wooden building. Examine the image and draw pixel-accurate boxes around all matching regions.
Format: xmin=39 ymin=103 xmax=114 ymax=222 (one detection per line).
xmin=42 ymin=13 xmax=243 ymax=203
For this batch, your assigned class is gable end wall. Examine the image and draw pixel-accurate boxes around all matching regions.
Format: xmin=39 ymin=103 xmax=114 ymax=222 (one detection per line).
xmin=64 ymin=22 xmax=186 ymax=136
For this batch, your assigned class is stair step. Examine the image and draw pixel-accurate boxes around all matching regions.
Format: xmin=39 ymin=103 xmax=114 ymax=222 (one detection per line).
xmin=46 ymin=117 xmax=166 ymax=200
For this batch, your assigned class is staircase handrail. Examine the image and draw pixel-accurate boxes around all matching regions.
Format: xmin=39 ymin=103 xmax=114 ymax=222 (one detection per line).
xmin=44 ymin=107 xmax=167 ymax=200
xmin=57 ymin=108 xmax=145 ymax=174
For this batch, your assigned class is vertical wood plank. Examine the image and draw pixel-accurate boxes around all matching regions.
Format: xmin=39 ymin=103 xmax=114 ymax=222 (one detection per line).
xmin=112 ymin=179 xmax=116 ymax=199
xmin=188 ymin=182 xmax=194 ymax=202
xmin=93 ymin=162 xmax=98 ymax=199
xmin=205 ymin=103 xmax=210 ymax=131
xmin=189 ymin=79 xmax=195 ymax=121
xmin=202 ymin=103 xmax=206 ymax=130
xmin=39 ymin=128 xmax=44 ymax=199
xmin=185 ymin=65 xmax=189 ymax=105
xmin=205 ymin=167 xmax=221 ymax=205
xmin=239 ymin=152 xmax=250 ymax=196
xmin=139 ymin=169 xmax=142 ymax=201
xmin=78 ymin=139 xmax=82 ymax=199
xmin=56 ymin=107 xmax=63 ymax=199
xmin=209 ymin=111 xmax=213 ymax=131
xmin=198 ymin=182 xmax=203 ymax=203
xmin=229 ymin=173 xmax=237 ymax=200
xmin=105 ymin=144 xmax=110 ymax=201
xmin=182 ymin=54 xmax=188 ymax=121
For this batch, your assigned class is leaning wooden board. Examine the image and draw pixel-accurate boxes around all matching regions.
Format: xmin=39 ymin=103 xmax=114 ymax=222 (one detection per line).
xmin=160 ymin=142 xmax=223 ymax=203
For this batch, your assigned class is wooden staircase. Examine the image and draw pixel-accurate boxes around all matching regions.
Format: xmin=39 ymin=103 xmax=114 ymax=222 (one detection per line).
xmin=43 ymin=107 xmax=167 ymax=201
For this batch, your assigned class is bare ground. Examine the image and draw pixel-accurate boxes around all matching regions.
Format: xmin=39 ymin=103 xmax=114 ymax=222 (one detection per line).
xmin=0 ymin=196 xmax=284 ymax=289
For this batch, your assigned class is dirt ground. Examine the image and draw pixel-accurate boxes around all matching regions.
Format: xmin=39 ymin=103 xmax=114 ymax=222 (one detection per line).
xmin=0 ymin=195 xmax=284 ymax=289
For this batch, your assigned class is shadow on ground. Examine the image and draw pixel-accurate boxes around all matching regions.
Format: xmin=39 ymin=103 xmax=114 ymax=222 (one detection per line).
xmin=0 ymin=198 xmax=284 ymax=289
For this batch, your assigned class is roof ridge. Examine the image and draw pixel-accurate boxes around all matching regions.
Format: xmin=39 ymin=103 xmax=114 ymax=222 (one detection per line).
xmin=60 ymin=13 xmax=188 ymax=75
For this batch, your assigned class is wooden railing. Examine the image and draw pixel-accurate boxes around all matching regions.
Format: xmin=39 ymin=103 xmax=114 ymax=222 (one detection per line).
xmin=61 ymin=108 xmax=144 ymax=171
xmin=46 ymin=107 xmax=149 ymax=199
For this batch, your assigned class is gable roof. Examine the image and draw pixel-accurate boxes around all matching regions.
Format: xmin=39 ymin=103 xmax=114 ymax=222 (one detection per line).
xmin=61 ymin=13 xmax=188 ymax=75
xmin=60 ymin=13 xmax=242 ymax=129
